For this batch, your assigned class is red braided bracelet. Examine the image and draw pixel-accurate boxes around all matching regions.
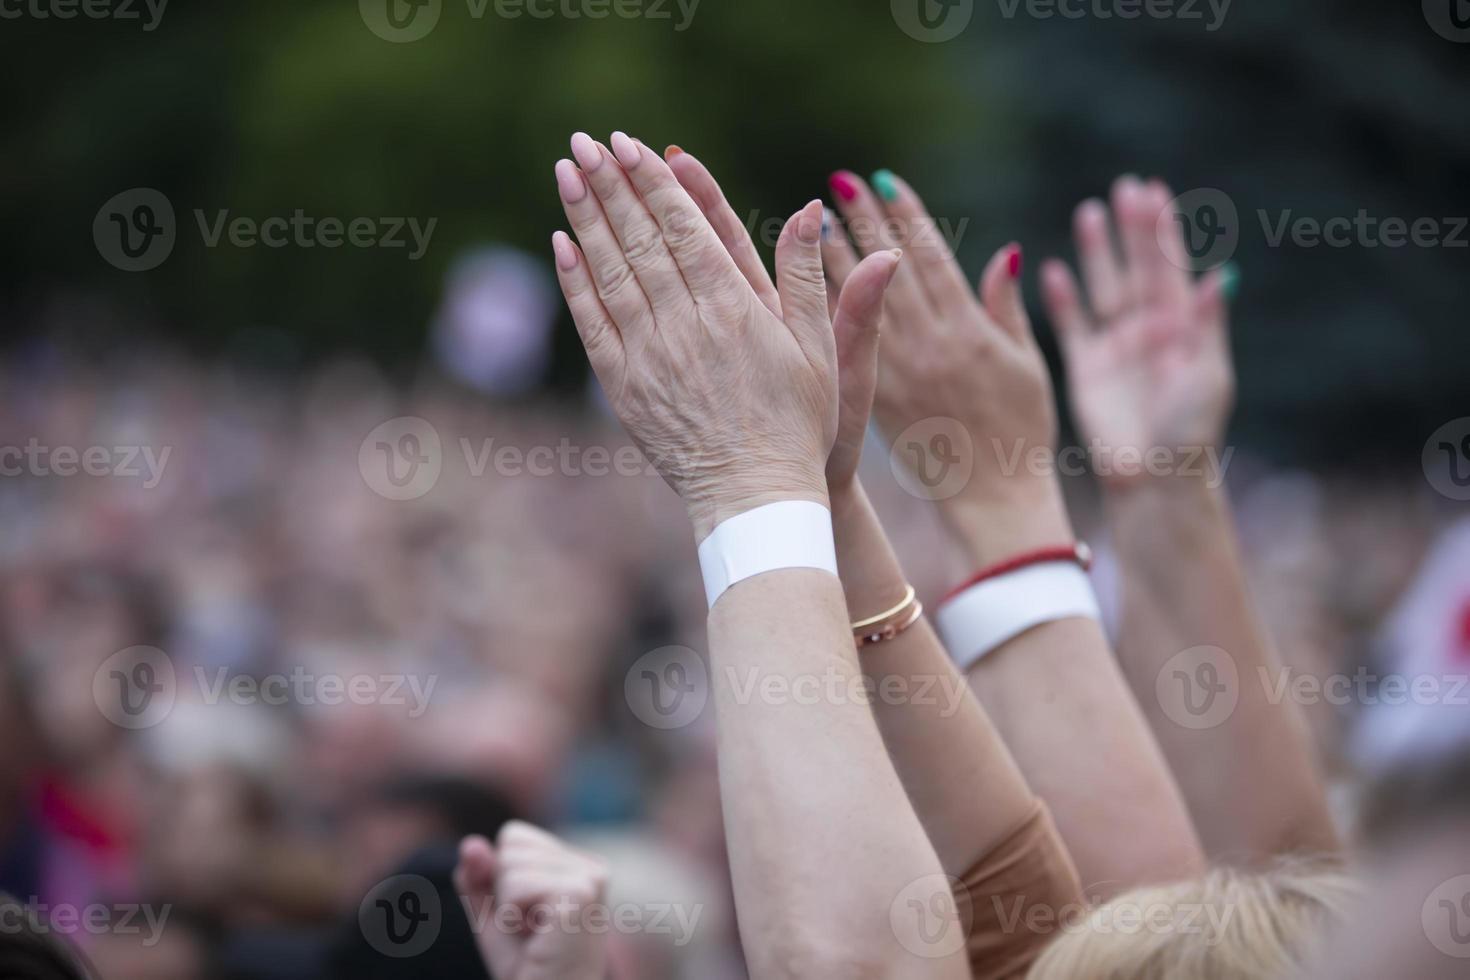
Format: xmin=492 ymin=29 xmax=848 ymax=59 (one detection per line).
xmin=941 ymin=543 xmax=1094 ymax=606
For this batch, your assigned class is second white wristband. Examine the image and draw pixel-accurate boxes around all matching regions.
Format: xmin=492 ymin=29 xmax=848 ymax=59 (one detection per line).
xmin=936 ymin=562 xmax=1102 ymax=670
xmin=697 ymin=500 xmax=838 ymax=609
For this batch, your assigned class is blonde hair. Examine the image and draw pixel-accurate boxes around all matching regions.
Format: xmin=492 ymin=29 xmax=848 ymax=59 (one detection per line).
xmin=1027 ymin=859 xmax=1357 ymax=980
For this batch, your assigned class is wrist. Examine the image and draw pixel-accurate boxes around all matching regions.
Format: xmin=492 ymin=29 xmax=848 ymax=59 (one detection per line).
xmin=686 ymin=465 xmax=829 ymax=542
xmin=941 ymin=479 xmax=1076 ymax=569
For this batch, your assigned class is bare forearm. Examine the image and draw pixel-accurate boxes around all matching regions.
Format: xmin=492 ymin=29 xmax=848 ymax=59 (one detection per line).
xmin=708 ymin=569 xmax=968 ymax=980
xmin=831 ymin=482 xmax=1035 ymax=872
xmin=944 ymin=488 xmax=1205 ymax=895
xmin=1107 ymin=474 xmax=1339 ymax=861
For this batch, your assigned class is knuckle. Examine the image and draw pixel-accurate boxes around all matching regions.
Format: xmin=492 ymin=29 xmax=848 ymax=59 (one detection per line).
xmin=594 ymin=259 xmax=640 ymax=304
xmin=620 ymin=222 xmax=668 ymax=269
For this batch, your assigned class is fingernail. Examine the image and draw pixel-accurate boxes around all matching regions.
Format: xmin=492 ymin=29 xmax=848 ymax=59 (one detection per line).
xmin=664 ymin=144 xmax=684 ymax=159
xmin=797 ymin=200 xmax=823 ymax=244
xmin=821 ymin=208 xmax=834 ymax=241
xmin=883 ymin=248 xmax=904 ymax=283
xmin=570 ymin=132 xmax=603 ymax=173
xmin=1008 ymin=245 xmax=1023 ymax=279
xmin=610 ymin=131 xmax=641 ymax=170
xmin=872 ymin=169 xmax=899 ymax=202
xmin=829 ymin=171 xmax=860 ymax=203
xmin=1219 ymin=262 xmax=1240 ymax=301
xmin=551 ymin=231 xmax=577 ymax=271
xmin=554 ymin=159 xmax=586 ymax=204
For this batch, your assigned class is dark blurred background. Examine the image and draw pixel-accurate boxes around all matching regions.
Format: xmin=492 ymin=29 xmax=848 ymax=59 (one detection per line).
xmin=3 ymin=0 xmax=1466 ymax=462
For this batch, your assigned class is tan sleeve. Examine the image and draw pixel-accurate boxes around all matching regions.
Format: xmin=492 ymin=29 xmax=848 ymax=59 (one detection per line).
xmin=953 ymin=801 xmax=1086 ymax=980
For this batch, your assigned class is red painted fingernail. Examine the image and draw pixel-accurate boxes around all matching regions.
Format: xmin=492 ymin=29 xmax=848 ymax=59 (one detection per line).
xmin=1008 ymin=246 xmax=1023 ymax=279
xmin=829 ymin=171 xmax=860 ymax=203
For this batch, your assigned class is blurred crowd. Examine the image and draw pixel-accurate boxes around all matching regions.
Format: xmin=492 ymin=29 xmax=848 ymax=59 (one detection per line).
xmin=0 ymin=340 xmax=1465 ymax=979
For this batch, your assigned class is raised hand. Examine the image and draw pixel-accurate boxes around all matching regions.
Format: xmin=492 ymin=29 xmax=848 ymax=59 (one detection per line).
xmin=455 ymin=822 xmax=610 ymax=980
xmin=551 ymin=133 xmax=899 ymax=539
xmin=1040 ymin=176 xmax=1236 ymax=482
xmin=823 ymin=169 xmax=1070 ymax=565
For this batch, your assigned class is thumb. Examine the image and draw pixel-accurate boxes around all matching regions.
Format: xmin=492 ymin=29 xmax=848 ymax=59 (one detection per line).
xmin=776 ymin=199 xmax=833 ymax=359
xmin=832 ymin=249 xmax=902 ymax=452
xmin=835 ymin=248 xmax=902 ymax=384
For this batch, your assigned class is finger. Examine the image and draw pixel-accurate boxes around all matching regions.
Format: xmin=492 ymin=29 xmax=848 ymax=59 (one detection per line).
xmin=606 ymin=131 xmax=749 ymax=304
xmin=665 ymin=145 xmax=781 ymax=316
xmin=775 ymin=200 xmax=834 ymax=359
xmin=1194 ymin=263 xmax=1236 ymax=341
xmin=1113 ymin=174 xmax=1158 ymax=307
xmin=553 ymin=231 xmax=625 ymax=392
xmin=499 ymin=872 xmax=604 ymax=925
xmin=556 ymin=156 xmax=654 ymax=332
xmin=978 ymin=243 xmax=1032 ymax=344
xmin=1039 ymin=258 xmax=1093 ymax=350
xmin=867 ymin=170 xmax=973 ymax=311
xmin=1147 ymin=178 xmax=1194 ymax=309
xmin=571 ymin=132 xmax=691 ymax=318
xmin=821 ymin=208 xmax=861 ymax=320
xmin=828 ymin=170 xmax=932 ymax=326
xmin=833 ymin=249 xmax=902 ymax=420
xmin=1074 ymin=197 xmax=1126 ymax=323
xmin=496 ymin=820 xmax=566 ymax=852
xmin=455 ymin=835 xmax=498 ymax=894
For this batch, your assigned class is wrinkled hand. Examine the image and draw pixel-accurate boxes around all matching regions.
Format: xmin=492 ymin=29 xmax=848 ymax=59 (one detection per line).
xmin=455 ymin=821 xmax=610 ymax=980
xmin=552 ymin=133 xmax=896 ymax=538
xmin=824 ymin=169 xmax=1071 ymax=562
xmin=1040 ymin=177 xmax=1235 ymax=488
xmin=645 ymin=150 xmax=897 ymax=496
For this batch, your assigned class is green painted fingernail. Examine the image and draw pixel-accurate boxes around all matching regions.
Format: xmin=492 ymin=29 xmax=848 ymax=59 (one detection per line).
xmin=1219 ymin=262 xmax=1240 ymax=301
xmin=872 ymin=169 xmax=899 ymax=202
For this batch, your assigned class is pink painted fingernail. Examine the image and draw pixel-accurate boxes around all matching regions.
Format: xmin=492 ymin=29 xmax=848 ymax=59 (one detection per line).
xmin=569 ymin=132 xmax=603 ymax=173
xmin=551 ymin=231 xmax=577 ymax=271
xmin=829 ymin=171 xmax=860 ymax=203
xmin=610 ymin=131 xmax=641 ymax=169
xmin=554 ymin=159 xmax=586 ymax=204
xmin=1008 ymin=245 xmax=1023 ymax=279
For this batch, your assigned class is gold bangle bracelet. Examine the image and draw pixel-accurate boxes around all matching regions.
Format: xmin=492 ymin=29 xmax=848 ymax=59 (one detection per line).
xmin=856 ymin=600 xmax=924 ymax=649
xmin=851 ymin=584 xmax=917 ymax=632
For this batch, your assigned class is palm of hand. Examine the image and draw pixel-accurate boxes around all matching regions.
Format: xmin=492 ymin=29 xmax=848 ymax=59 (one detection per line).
xmin=1067 ymin=296 xmax=1233 ymax=455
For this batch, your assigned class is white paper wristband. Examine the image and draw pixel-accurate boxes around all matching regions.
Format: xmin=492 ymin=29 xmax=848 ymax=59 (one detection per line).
xmin=936 ymin=562 xmax=1102 ymax=670
xmin=697 ymin=500 xmax=838 ymax=608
